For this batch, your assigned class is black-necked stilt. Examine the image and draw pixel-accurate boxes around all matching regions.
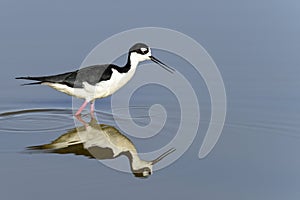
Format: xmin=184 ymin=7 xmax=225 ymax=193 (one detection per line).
xmin=16 ymin=43 xmax=175 ymax=116
xmin=27 ymin=117 xmax=175 ymax=178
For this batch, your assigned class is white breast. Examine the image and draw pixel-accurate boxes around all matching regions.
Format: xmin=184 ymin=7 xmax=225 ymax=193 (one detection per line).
xmin=92 ymin=67 xmax=137 ymax=100
xmin=82 ymin=126 xmax=123 ymax=157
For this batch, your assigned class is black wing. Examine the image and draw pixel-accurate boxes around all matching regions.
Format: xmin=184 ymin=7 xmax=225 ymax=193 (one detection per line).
xmin=27 ymin=143 xmax=115 ymax=160
xmin=16 ymin=64 xmax=117 ymax=88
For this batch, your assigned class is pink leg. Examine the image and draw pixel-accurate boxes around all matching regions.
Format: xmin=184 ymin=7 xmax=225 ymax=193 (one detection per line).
xmin=90 ymin=101 xmax=95 ymax=118
xmin=90 ymin=101 xmax=95 ymax=113
xmin=75 ymin=114 xmax=88 ymax=128
xmin=75 ymin=100 xmax=89 ymax=116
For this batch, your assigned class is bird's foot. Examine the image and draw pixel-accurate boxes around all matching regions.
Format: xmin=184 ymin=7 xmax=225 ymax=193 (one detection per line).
xmin=90 ymin=101 xmax=95 ymax=118
xmin=75 ymin=114 xmax=89 ymax=128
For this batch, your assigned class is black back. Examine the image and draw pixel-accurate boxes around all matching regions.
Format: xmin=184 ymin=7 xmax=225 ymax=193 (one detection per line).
xmin=16 ymin=63 xmax=131 ymax=88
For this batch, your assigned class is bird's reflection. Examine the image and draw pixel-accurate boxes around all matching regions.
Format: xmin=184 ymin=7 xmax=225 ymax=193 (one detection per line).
xmin=27 ymin=116 xmax=175 ymax=178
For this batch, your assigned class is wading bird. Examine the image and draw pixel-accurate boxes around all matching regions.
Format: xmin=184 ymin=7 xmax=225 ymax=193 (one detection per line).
xmin=16 ymin=43 xmax=174 ymax=115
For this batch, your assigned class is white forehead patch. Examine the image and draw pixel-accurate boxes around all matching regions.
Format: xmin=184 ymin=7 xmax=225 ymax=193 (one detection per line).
xmin=141 ymin=47 xmax=147 ymax=52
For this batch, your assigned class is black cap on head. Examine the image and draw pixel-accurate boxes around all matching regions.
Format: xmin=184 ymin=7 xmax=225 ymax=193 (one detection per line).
xmin=132 ymin=167 xmax=152 ymax=178
xmin=129 ymin=43 xmax=149 ymax=55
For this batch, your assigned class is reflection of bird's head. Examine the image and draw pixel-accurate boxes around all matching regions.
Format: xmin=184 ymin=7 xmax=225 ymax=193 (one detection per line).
xmin=128 ymin=148 xmax=176 ymax=178
xmin=132 ymin=166 xmax=152 ymax=178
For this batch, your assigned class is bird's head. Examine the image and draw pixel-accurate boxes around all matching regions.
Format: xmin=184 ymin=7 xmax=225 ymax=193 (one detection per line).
xmin=131 ymin=148 xmax=176 ymax=178
xmin=129 ymin=43 xmax=175 ymax=73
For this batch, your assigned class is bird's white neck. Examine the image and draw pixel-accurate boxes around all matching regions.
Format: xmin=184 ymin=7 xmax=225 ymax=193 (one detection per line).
xmin=128 ymin=53 xmax=142 ymax=70
xmin=129 ymin=151 xmax=152 ymax=171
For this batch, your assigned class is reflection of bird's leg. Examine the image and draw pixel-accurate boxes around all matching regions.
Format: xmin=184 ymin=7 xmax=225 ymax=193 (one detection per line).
xmin=75 ymin=114 xmax=89 ymax=128
xmin=75 ymin=100 xmax=89 ymax=116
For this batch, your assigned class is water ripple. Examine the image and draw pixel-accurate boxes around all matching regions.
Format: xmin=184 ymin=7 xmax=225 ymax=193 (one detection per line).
xmin=0 ymin=108 xmax=75 ymax=133
xmin=0 ymin=106 xmax=166 ymax=134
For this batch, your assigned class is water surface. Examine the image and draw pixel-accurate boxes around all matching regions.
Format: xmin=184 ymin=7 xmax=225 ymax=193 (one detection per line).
xmin=1 ymin=1 xmax=300 ymax=200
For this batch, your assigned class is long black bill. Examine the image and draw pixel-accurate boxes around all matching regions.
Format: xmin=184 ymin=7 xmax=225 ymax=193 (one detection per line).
xmin=149 ymin=56 xmax=175 ymax=73
xmin=151 ymin=148 xmax=176 ymax=165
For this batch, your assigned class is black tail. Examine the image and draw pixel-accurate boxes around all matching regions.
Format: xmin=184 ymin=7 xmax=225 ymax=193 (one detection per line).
xmin=15 ymin=76 xmax=46 ymax=81
xmin=21 ymin=82 xmax=43 ymax=86
xmin=16 ymin=71 xmax=75 ymax=86
xmin=15 ymin=76 xmax=45 ymax=86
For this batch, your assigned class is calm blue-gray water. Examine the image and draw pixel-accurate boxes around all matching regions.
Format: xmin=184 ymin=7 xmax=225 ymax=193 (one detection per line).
xmin=1 ymin=1 xmax=300 ymax=200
